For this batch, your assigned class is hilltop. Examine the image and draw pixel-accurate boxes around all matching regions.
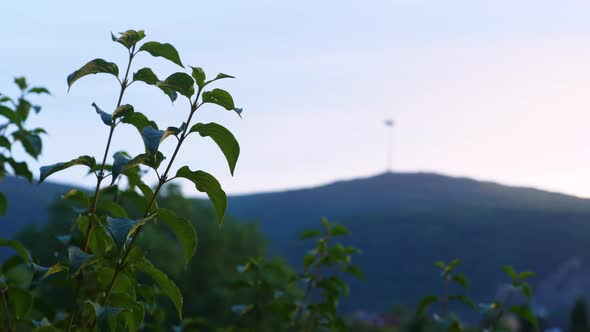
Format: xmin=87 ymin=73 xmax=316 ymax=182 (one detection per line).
xmin=3 ymin=172 xmax=590 ymax=317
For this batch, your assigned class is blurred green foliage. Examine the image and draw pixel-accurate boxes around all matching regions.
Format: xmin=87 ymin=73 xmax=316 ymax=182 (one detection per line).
xmin=17 ymin=184 xmax=266 ymax=330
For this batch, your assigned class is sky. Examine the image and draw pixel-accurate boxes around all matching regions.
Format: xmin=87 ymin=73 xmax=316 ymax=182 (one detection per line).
xmin=3 ymin=1 xmax=590 ymax=197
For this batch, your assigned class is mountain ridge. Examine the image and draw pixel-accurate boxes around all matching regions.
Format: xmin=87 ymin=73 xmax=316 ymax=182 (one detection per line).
xmin=3 ymin=172 xmax=590 ymax=317
xmin=230 ymin=171 xmax=589 ymax=202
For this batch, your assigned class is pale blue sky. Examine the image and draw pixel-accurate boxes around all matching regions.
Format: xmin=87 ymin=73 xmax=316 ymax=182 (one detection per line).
xmin=3 ymin=1 xmax=590 ymax=197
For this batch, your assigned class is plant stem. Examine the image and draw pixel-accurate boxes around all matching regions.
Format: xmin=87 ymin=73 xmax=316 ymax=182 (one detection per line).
xmin=254 ymin=267 xmax=262 ymax=324
xmin=90 ymin=90 xmax=202 ymax=329
xmin=84 ymin=46 xmax=135 ymax=247
xmin=0 ymin=288 xmax=13 ymax=332
xmin=104 ymin=103 xmax=198 ymax=302
xmin=292 ymin=234 xmax=329 ymax=328
xmin=66 ymin=47 xmax=135 ymax=332
xmin=442 ymin=276 xmax=449 ymax=316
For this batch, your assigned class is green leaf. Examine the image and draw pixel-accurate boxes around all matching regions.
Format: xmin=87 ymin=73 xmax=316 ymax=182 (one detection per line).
xmin=159 ymin=87 xmax=179 ymax=102
xmin=321 ymin=217 xmax=330 ymax=230
xmin=133 ymin=67 xmax=178 ymax=100
xmin=141 ymin=126 xmax=165 ymax=154
xmin=90 ymin=301 xmax=126 ymax=331
xmin=0 ymin=238 xmax=31 ymax=262
xmin=87 ymin=216 xmax=114 ymax=255
xmin=67 ymin=59 xmax=119 ymax=90
xmin=96 ymin=269 xmax=135 ymax=300
xmin=6 ymin=158 xmax=33 ymax=182
xmin=111 ymin=29 xmax=145 ymax=49
xmin=329 ymin=224 xmax=349 ymax=236
xmin=32 ymin=128 xmax=47 ymax=135
xmin=205 ymin=73 xmax=235 ymax=86
xmin=62 ymin=189 xmax=90 ymax=208
xmin=202 ymin=88 xmax=234 ymax=110
xmin=43 ymin=262 xmax=68 ymax=278
xmin=344 ymin=265 xmax=365 ymax=281
xmin=451 ymin=274 xmax=469 ymax=289
xmin=133 ymin=67 xmax=159 ymax=85
xmin=162 ymin=126 xmax=181 ymax=142
xmin=13 ymin=131 xmax=42 ymax=159
xmin=517 ymin=271 xmax=536 ymax=281
xmin=300 ymin=230 xmax=322 ymax=240
xmin=158 ymin=208 xmax=197 ymax=266
xmin=139 ymin=41 xmax=184 ymax=67
xmin=0 ymin=105 xmax=15 ymax=121
xmin=14 ymin=77 xmax=28 ymax=90
xmin=0 ymin=136 xmax=9 ymax=150
xmin=39 ymin=155 xmax=96 ymax=183
xmin=303 ymin=253 xmax=316 ymax=269
xmin=91 ymin=102 xmax=112 ymax=126
xmin=448 ymin=258 xmax=461 ymax=269
xmin=68 ymin=246 xmax=98 ymax=277
xmin=0 ymin=193 xmax=6 ymax=216
xmin=190 ymin=68 xmax=235 ymax=88
xmin=14 ymin=99 xmax=31 ymax=123
xmin=112 ymin=104 xmax=134 ymax=120
xmin=126 ymin=152 xmax=165 ymax=172
xmin=136 ymin=259 xmax=183 ymax=319
xmin=157 ymin=72 xmax=194 ymax=98
xmin=30 ymin=263 xmax=49 ymax=281
xmin=98 ymin=201 xmax=128 ymax=218
xmin=445 ymin=318 xmax=463 ymax=332
xmin=502 ymin=265 xmax=517 ymax=280
xmin=416 ymin=295 xmax=438 ymax=315
xmin=124 ymin=302 xmax=145 ymax=331
xmin=121 ymin=112 xmax=157 ymax=134
xmin=518 ymin=283 xmax=532 ymax=300
xmin=105 ymin=217 xmax=139 ymax=247
xmin=111 ymin=151 xmax=132 ymax=183
xmin=190 ymin=66 xmax=206 ymax=87
xmin=237 ymin=304 xmax=255 ymax=316
xmin=27 ymin=86 xmax=51 ymax=95
xmin=106 ymin=214 xmax=158 ymax=247
xmin=189 ymin=122 xmax=240 ymax=175
xmin=440 ymin=259 xmax=461 ymax=277
xmin=508 ymin=306 xmax=538 ymax=328
xmin=7 ymin=287 xmax=33 ymax=319
xmin=140 ymin=125 xmax=176 ymax=156
xmin=175 ymin=167 xmax=227 ymax=225
xmin=449 ymin=295 xmax=476 ymax=311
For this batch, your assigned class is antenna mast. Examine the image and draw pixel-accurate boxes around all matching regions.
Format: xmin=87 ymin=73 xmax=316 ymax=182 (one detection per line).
xmin=384 ymin=119 xmax=395 ymax=172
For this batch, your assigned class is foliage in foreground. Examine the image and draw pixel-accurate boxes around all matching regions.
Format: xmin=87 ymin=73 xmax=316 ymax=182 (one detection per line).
xmin=2 ymin=29 xmax=243 ymax=330
xmin=17 ymin=184 xmax=266 ymax=330
xmin=0 ymin=30 xmax=366 ymax=331
xmin=12 ymin=185 xmax=364 ymax=331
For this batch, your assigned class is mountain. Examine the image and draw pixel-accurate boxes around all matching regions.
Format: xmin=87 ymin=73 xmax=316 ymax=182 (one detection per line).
xmin=226 ymin=172 xmax=590 ymax=315
xmin=0 ymin=176 xmax=73 ymax=238
xmin=3 ymin=172 xmax=590 ymax=318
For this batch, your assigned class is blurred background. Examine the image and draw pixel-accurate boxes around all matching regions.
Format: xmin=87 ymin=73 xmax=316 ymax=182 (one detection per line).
xmin=3 ymin=1 xmax=590 ymax=330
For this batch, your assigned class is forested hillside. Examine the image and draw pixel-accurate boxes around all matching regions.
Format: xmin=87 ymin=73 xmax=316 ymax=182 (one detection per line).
xmin=4 ymin=172 xmax=590 ymax=319
xmin=228 ymin=172 xmax=590 ymax=316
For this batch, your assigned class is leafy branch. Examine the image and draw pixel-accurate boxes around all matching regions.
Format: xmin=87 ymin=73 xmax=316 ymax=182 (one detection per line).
xmin=36 ymin=29 xmax=242 ymax=330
